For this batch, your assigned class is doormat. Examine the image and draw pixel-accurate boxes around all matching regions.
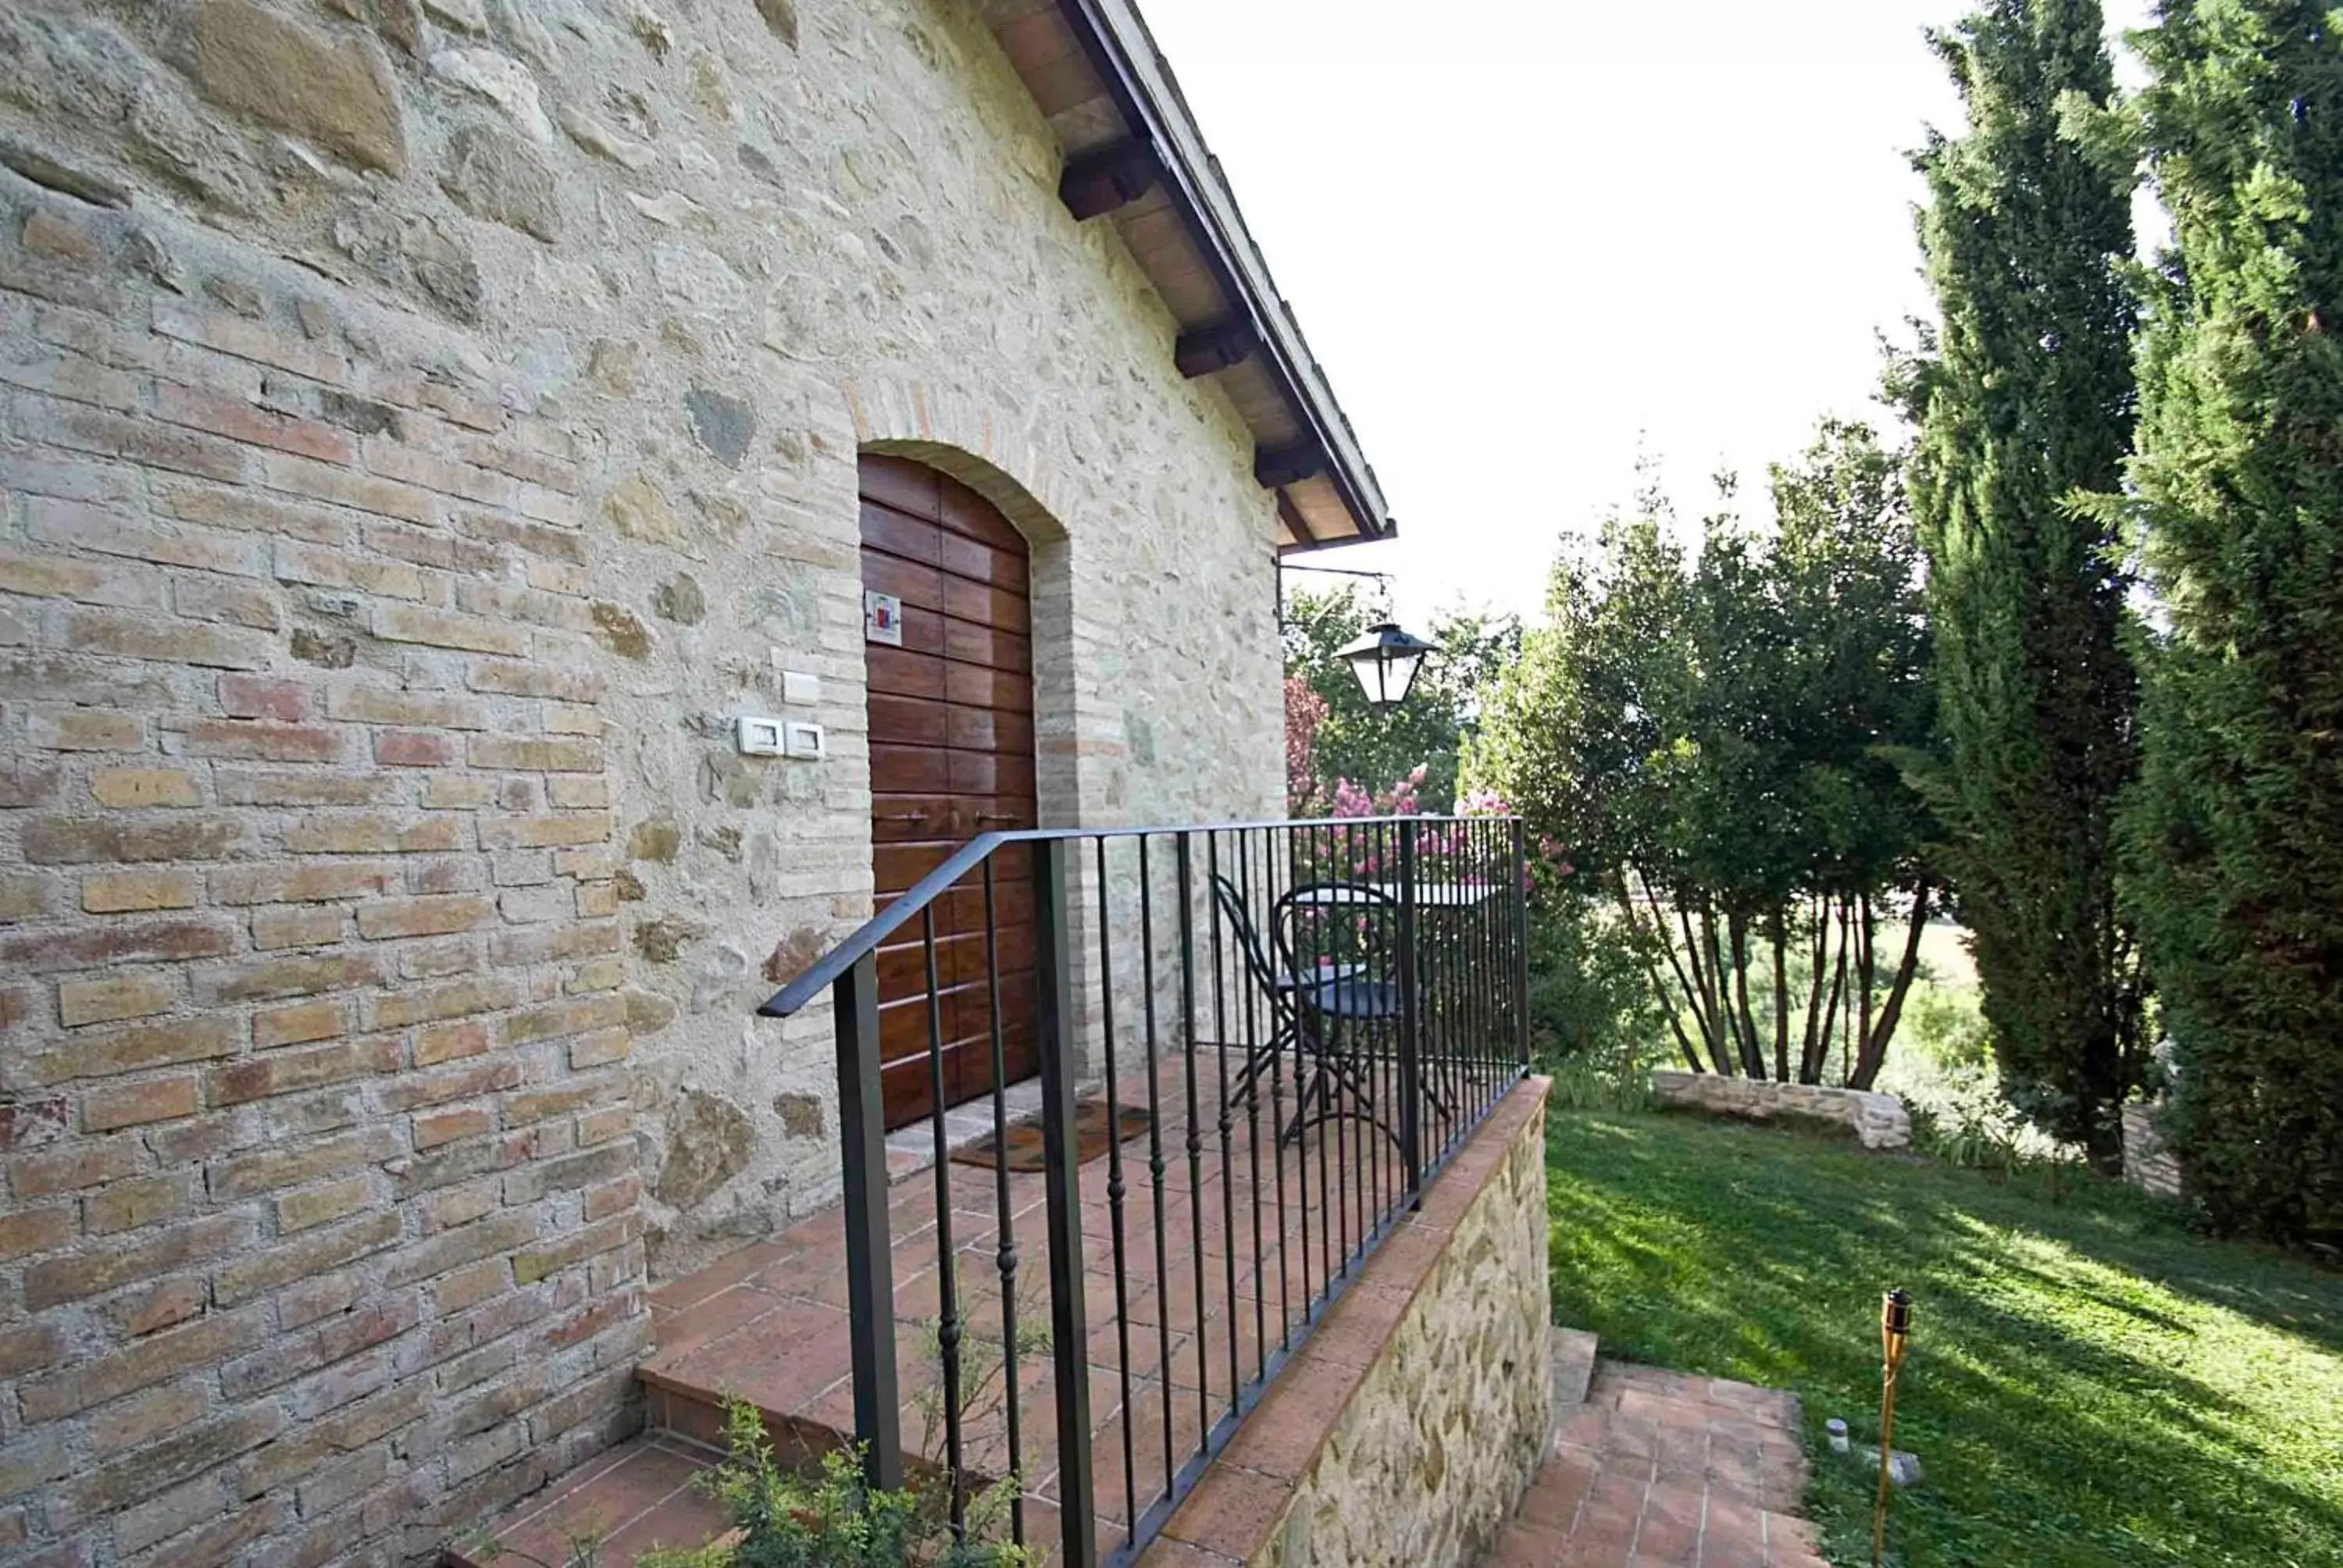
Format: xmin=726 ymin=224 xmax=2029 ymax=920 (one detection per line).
xmin=951 ymin=1096 xmax=1152 ymax=1172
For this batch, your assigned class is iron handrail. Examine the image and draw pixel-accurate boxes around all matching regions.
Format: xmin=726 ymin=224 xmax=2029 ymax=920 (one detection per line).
xmin=756 ymin=813 xmax=1478 ymax=1020
xmin=772 ymin=812 xmax=1532 ymax=1565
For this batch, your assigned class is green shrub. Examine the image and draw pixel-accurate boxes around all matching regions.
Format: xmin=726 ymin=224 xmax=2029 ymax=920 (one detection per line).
xmin=638 ymin=1400 xmax=1026 ymax=1568
xmin=1525 ymin=896 xmax=1664 ymax=1108
xmin=1900 ymin=985 xmax=1992 ymax=1071
xmin=466 ymin=1399 xmax=1028 ymax=1568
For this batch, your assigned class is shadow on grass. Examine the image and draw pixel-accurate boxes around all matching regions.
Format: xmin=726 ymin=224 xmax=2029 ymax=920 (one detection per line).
xmin=1546 ymin=1111 xmax=2343 ymax=1568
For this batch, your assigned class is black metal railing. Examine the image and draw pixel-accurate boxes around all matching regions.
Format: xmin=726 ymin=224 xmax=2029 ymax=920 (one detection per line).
xmin=760 ymin=814 xmax=1531 ymax=1566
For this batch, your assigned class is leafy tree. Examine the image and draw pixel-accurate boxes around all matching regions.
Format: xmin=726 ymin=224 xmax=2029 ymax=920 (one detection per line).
xmin=1281 ymin=587 xmax=1521 ymax=812
xmin=1772 ymin=425 xmax=1941 ymax=1088
xmin=2121 ymin=0 xmax=2343 ymax=1241
xmin=1472 ymin=426 xmax=1938 ymax=1085
xmin=1900 ymin=0 xmax=2145 ymax=1170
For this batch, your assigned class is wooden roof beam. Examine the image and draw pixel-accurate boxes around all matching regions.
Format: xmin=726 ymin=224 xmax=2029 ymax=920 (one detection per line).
xmin=1058 ymin=138 xmax=1159 ymax=220
xmin=1173 ymin=318 xmax=1257 ymax=379
xmin=1254 ymin=441 xmax=1324 ymax=489
xmin=1277 ymin=490 xmax=1318 ymax=547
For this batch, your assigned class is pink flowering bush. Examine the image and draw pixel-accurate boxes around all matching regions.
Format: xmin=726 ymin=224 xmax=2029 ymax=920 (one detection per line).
xmin=1283 ymin=678 xmax=1328 ymax=814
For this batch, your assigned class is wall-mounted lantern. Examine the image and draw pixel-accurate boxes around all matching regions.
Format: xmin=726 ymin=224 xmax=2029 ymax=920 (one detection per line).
xmin=1337 ymin=621 xmax=1436 ymax=710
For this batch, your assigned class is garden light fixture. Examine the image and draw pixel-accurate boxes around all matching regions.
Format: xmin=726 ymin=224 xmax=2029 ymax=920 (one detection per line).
xmin=1338 ymin=621 xmax=1436 ymax=710
xmin=1873 ymin=1287 xmax=1913 ymax=1568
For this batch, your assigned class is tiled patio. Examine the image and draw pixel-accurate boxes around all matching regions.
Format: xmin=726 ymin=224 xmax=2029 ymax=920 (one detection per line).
xmin=1487 ymin=1358 xmax=1828 ymax=1568
xmin=455 ymin=1061 xmax=1836 ymax=1568
xmin=632 ymin=1043 xmax=1515 ymax=1562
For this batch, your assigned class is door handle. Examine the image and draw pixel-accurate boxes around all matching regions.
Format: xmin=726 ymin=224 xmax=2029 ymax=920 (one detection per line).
xmin=876 ymin=811 xmax=929 ymax=824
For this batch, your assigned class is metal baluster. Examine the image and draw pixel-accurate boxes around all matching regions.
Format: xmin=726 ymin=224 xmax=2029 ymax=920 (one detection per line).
xmin=1461 ymin=822 xmax=1478 ymax=1121
xmin=1514 ymin=818 xmax=1533 ymax=1076
xmin=1484 ymin=819 xmax=1500 ymax=1105
xmin=1368 ymin=821 xmax=1383 ymax=1245
xmin=1490 ymin=819 xmax=1507 ymax=1099
xmin=1351 ymin=821 xmax=1369 ymax=1239
xmin=1239 ymin=831 xmax=1267 ymax=1379
xmin=1271 ymin=825 xmax=1298 ymax=1345
xmin=1397 ymin=818 xmax=1422 ymax=1206
xmin=922 ymin=908 xmax=965 ymax=1532
xmin=1138 ymin=836 xmax=1173 ymax=1502
xmin=981 ymin=861 xmax=1023 ymax=1544
xmin=1175 ymin=832 xmax=1210 ymax=1439
xmin=1434 ymin=825 xmax=1453 ymax=1143
xmin=1471 ymin=819 xmax=1486 ymax=1109
xmin=1207 ymin=834 xmax=1241 ymax=1413
xmin=1321 ymin=820 xmax=1340 ymax=1293
xmin=1094 ymin=837 xmax=1136 ymax=1545
xmin=832 ymin=953 xmax=903 ymax=1491
xmin=1033 ymin=839 xmax=1094 ymax=1568
xmin=1492 ymin=820 xmax=1508 ymax=1096
xmin=1463 ymin=818 xmax=1482 ymax=1124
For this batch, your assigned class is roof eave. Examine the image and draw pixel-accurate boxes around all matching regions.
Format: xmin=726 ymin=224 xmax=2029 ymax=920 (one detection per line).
xmin=1047 ymin=0 xmax=1396 ymax=551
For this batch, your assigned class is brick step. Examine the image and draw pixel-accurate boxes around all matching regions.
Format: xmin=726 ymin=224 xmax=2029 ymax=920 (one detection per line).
xmin=637 ymin=1345 xmax=859 ymax=1465
xmin=631 ymin=1228 xmax=881 ymax=1468
xmin=1479 ymin=1360 xmax=1827 ymax=1568
xmin=444 ymin=1431 xmax=731 ymax=1568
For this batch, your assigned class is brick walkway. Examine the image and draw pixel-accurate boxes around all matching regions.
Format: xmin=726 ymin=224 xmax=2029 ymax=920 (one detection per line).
xmin=1485 ymin=1353 xmax=1828 ymax=1568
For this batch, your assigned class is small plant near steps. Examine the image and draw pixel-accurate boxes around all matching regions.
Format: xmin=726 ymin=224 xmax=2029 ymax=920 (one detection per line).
xmin=459 ymin=1398 xmax=1029 ymax=1568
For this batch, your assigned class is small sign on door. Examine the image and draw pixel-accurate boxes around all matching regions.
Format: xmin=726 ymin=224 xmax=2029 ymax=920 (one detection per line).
xmin=865 ymin=590 xmax=903 ymax=647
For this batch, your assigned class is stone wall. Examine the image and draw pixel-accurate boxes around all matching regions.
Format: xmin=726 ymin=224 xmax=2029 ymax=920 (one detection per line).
xmin=1270 ymin=1093 xmax=1554 ymax=1566
xmin=2122 ymin=1103 xmax=2182 ymax=1199
xmin=1649 ymin=1068 xmax=1913 ymax=1150
xmin=0 ymin=0 xmax=1286 ymax=1560
xmin=1154 ymin=1084 xmax=1555 ymax=1567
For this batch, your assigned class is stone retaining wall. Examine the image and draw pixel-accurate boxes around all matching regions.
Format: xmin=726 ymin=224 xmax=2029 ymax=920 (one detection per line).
xmin=1650 ymin=1068 xmax=1912 ymax=1149
xmin=1156 ymin=1081 xmax=1555 ymax=1567
xmin=2122 ymin=1103 xmax=2183 ymax=1198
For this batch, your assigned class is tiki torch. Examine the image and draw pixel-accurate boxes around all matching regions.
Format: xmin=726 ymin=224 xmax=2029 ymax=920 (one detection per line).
xmin=1871 ymin=1287 xmax=1913 ymax=1568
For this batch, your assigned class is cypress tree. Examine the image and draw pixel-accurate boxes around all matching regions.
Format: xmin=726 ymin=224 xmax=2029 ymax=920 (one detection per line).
xmin=2126 ymin=1 xmax=2343 ymax=1240
xmin=1906 ymin=0 xmax=2143 ymax=1169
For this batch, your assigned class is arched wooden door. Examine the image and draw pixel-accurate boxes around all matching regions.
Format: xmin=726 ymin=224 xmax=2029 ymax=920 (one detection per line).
xmin=859 ymin=455 xmax=1040 ymax=1129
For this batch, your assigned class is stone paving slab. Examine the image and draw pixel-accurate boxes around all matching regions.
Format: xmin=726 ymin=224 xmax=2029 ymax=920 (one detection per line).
xmin=1485 ymin=1357 xmax=1828 ymax=1568
xmin=1553 ymin=1327 xmax=1600 ymax=1408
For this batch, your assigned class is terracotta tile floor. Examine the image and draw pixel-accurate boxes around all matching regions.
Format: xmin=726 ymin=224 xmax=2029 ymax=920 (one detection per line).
xmin=638 ymin=1044 xmax=1515 ymax=1563
xmin=1488 ymin=1359 xmax=1828 ymax=1568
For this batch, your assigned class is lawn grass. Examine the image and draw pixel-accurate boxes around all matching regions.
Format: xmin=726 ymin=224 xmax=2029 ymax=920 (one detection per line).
xmin=1544 ymin=1107 xmax=2343 ymax=1566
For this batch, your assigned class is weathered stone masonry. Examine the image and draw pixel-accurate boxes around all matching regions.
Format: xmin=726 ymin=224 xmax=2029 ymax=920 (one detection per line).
xmin=0 ymin=0 xmax=1287 ymax=1562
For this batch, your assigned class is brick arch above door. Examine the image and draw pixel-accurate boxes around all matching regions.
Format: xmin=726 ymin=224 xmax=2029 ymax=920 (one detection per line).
xmin=843 ymin=378 xmax=1075 ymax=549
xmin=844 ymin=401 xmax=1086 ymax=837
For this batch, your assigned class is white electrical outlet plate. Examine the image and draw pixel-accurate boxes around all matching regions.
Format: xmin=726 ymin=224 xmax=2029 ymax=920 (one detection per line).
xmin=735 ymin=715 xmax=786 ymax=757
xmin=783 ymin=721 xmax=826 ymax=761
xmin=782 ymin=671 xmax=821 ymax=707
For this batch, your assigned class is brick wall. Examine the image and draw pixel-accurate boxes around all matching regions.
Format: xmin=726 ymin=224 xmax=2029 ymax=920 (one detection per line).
xmin=0 ymin=0 xmax=1290 ymax=1559
xmin=2 ymin=215 xmax=644 ymax=1564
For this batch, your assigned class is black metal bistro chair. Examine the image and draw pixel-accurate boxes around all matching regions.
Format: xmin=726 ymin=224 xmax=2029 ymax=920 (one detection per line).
xmin=1210 ymin=874 xmax=1403 ymax=1147
xmin=1270 ymin=879 xmax=1408 ymax=1143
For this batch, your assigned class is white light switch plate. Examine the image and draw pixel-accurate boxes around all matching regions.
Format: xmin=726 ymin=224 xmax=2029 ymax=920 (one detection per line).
xmin=735 ymin=715 xmax=786 ymax=757
xmin=782 ymin=671 xmax=821 ymax=706
xmin=783 ymin=721 xmax=826 ymax=760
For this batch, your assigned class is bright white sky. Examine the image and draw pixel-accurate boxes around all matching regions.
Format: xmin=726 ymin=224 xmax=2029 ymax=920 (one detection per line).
xmin=1140 ymin=0 xmax=2156 ymax=627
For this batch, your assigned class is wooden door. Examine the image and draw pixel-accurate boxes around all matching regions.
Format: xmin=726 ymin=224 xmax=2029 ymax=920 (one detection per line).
xmin=861 ymin=455 xmax=1040 ymax=1129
